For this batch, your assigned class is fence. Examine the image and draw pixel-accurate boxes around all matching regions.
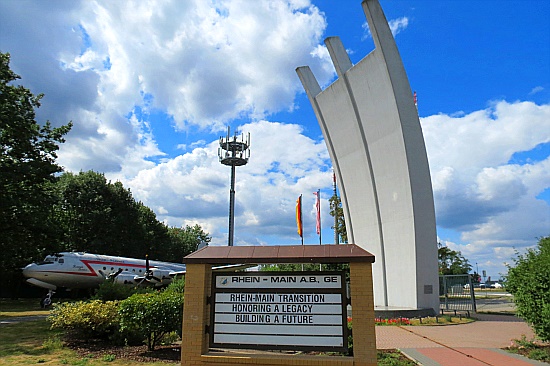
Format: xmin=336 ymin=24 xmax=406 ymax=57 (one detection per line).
xmin=439 ymin=274 xmax=476 ymax=314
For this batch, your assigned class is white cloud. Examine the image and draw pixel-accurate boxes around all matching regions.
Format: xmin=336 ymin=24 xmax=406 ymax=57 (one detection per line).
xmin=388 ymin=17 xmax=409 ymax=36
xmin=529 ymin=86 xmax=544 ymax=95
xmin=1 ymin=0 xmax=333 ymax=175
xmin=424 ymin=101 xmax=550 ymax=276
xmin=120 ymin=120 xmax=332 ymax=245
xmin=72 ymin=0 xmax=332 ymax=130
xmin=362 ymin=16 xmax=409 ymax=40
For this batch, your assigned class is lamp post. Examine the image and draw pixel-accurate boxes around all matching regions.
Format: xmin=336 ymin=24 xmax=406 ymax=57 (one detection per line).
xmin=218 ymin=127 xmax=250 ymax=246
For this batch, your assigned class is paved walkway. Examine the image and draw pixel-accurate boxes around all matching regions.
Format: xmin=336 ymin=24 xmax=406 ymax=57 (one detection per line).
xmin=0 ymin=315 xmax=47 ymax=325
xmin=376 ymin=314 xmax=548 ymax=365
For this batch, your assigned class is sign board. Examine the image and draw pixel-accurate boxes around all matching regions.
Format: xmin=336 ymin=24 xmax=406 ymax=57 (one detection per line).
xmin=210 ymin=271 xmax=348 ymax=352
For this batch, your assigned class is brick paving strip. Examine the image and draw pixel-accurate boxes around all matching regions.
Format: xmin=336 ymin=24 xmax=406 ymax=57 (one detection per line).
xmin=375 ymin=315 xmax=547 ymax=366
xmin=401 ymin=348 xmax=548 ymax=366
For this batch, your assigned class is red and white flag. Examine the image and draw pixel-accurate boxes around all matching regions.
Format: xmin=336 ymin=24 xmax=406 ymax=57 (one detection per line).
xmin=313 ymin=190 xmax=320 ymax=235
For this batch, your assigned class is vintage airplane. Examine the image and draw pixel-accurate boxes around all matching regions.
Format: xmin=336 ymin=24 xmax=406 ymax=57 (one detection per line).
xmin=22 ymin=251 xmax=249 ymax=296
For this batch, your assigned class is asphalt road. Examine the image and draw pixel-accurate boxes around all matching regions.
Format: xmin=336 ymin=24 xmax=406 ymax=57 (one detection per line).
xmin=474 ymin=292 xmax=516 ymax=313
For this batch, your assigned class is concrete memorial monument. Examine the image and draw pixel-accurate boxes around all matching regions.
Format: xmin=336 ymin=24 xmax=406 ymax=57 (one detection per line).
xmin=297 ymin=0 xmax=439 ymax=313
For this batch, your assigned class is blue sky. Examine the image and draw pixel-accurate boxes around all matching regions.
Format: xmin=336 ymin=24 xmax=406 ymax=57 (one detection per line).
xmin=1 ymin=0 xmax=549 ymax=279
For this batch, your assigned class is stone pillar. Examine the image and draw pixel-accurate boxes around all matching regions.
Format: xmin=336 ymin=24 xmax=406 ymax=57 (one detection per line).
xmin=349 ymin=262 xmax=377 ymax=366
xmin=181 ymin=263 xmax=212 ymax=365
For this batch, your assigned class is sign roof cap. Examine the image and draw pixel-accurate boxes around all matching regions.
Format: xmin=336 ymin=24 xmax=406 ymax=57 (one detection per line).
xmin=183 ymin=244 xmax=374 ymax=264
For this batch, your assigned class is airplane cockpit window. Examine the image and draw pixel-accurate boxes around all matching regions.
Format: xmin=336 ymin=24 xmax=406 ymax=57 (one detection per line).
xmin=37 ymin=256 xmax=56 ymax=265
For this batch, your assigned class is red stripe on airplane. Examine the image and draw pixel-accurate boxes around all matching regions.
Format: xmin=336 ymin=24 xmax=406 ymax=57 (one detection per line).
xmin=80 ymin=259 xmax=148 ymax=277
xmin=30 ymin=270 xmax=98 ymax=277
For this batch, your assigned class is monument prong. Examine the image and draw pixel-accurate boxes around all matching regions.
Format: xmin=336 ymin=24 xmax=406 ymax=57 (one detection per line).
xmin=325 ymin=37 xmax=353 ymax=78
xmin=297 ymin=0 xmax=438 ymax=315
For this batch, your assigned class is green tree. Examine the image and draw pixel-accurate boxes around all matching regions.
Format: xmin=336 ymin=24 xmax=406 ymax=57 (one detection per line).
xmin=260 ymin=263 xmax=350 ymax=274
xmin=165 ymin=224 xmax=212 ymax=262
xmin=165 ymin=224 xmax=211 ymax=262
xmin=329 ymin=194 xmax=347 ymax=244
xmin=0 ymin=52 xmax=72 ymax=295
xmin=438 ymin=242 xmax=472 ymax=275
xmin=506 ymin=236 xmax=550 ymax=341
xmin=54 ymin=170 xmax=170 ymax=259
xmin=54 ymin=170 xmax=211 ymax=263
xmin=261 ymin=263 xmax=321 ymax=271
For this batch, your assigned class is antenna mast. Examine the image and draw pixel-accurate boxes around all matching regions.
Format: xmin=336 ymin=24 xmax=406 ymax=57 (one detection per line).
xmin=218 ymin=127 xmax=250 ymax=246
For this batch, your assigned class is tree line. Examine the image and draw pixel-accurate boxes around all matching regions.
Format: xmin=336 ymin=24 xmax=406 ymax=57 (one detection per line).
xmin=0 ymin=52 xmax=209 ymax=295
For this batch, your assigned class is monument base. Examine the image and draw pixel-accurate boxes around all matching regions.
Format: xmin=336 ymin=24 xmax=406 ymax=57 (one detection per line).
xmin=374 ymin=306 xmax=436 ymax=319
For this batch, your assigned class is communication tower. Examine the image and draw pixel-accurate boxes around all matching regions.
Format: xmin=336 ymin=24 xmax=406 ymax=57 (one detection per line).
xmin=218 ymin=127 xmax=250 ymax=246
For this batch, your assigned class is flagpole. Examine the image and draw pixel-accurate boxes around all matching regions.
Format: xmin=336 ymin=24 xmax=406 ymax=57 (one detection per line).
xmin=300 ymin=194 xmax=304 ymax=245
xmin=333 ymin=172 xmax=339 ymax=245
xmin=317 ymin=189 xmax=321 ymax=270
xmin=318 ymin=189 xmax=321 ymax=245
xmin=296 ymin=194 xmax=303 ymax=246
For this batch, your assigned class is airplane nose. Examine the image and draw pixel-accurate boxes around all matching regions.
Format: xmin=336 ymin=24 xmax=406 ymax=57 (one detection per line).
xmin=22 ymin=264 xmax=36 ymax=278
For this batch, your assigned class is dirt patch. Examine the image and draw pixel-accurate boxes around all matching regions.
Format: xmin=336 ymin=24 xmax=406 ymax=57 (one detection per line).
xmin=65 ymin=341 xmax=415 ymax=365
xmin=66 ymin=339 xmax=181 ymax=363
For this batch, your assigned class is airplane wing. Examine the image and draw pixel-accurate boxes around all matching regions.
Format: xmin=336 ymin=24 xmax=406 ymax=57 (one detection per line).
xmin=117 ymin=264 xmax=256 ymax=286
xmin=168 ymin=263 xmax=256 ymax=277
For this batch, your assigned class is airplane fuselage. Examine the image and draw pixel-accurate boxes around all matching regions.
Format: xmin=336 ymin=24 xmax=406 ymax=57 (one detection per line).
xmin=22 ymin=252 xmax=186 ymax=290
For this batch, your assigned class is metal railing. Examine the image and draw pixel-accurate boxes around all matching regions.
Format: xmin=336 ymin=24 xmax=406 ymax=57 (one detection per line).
xmin=439 ymin=274 xmax=476 ymax=314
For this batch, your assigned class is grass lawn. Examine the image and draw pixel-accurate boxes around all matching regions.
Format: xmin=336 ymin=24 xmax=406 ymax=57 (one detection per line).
xmin=1 ymin=318 xmax=419 ymax=366
xmin=0 ymin=298 xmax=50 ymax=317
xmin=0 ymin=318 xmax=177 ymax=366
xmin=0 ymin=299 xmax=418 ymax=365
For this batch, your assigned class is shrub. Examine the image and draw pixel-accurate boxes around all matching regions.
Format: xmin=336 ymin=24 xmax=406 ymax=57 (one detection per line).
xmin=92 ymin=281 xmax=154 ymax=301
xmin=164 ymin=276 xmax=185 ymax=294
xmin=508 ymin=336 xmax=550 ymax=362
xmin=506 ymin=236 xmax=550 ymax=341
xmin=119 ymin=291 xmax=184 ymax=351
xmin=48 ymin=300 xmax=120 ymax=340
xmin=529 ymin=348 xmax=550 ymax=361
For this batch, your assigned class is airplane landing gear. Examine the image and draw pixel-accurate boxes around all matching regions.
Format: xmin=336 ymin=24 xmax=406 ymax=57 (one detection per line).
xmin=40 ymin=290 xmax=55 ymax=308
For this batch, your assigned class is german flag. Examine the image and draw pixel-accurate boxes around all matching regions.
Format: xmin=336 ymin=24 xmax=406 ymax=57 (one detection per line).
xmin=296 ymin=195 xmax=303 ymax=238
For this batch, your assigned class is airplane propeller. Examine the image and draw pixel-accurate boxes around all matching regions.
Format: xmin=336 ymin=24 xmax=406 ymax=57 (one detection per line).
xmin=143 ymin=255 xmax=163 ymax=283
xmin=107 ymin=268 xmax=123 ymax=281
xmin=99 ymin=268 xmax=123 ymax=281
